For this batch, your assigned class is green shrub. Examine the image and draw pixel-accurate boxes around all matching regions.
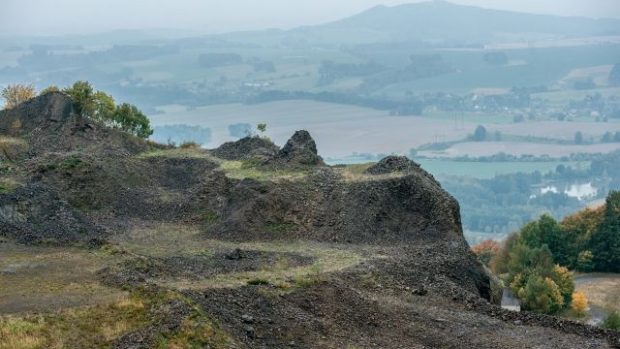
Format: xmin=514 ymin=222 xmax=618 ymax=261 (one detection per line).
xmin=247 ymin=278 xmax=270 ymax=286
xmin=603 ymin=311 xmax=620 ymax=331
xmin=63 ymin=81 xmax=153 ymax=139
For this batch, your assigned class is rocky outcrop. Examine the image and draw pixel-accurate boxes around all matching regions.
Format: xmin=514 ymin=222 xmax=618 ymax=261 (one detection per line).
xmin=207 ymin=166 xmax=463 ymax=244
xmin=0 ymin=92 xmax=151 ymax=157
xmin=267 ymin=130 xmax=325 ymax=167
xmin=364 ymin=155 xmax=420 ymax=175
xmin=211 ymin=136 xmax=279 ymax=161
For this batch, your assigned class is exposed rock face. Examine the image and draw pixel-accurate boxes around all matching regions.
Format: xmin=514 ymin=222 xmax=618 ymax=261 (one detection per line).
xmin=0 ymin=183 xmax=103 ymax=245
xmin=206 ymin=167 xmax=463 ymax=244
xmin=0 ymin=92 xmax=150 ymax=157
xmin=269 ymin=130 xmax=324 ymax=166
xmin=211 ymin=136 xmax=279 ymax=161
xmin=364 ymin=155 xmax=420 ymax=175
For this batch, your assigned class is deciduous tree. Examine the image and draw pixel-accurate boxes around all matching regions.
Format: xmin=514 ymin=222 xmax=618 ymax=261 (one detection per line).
xmin=1 ymin=84 xmax=36 ymax=109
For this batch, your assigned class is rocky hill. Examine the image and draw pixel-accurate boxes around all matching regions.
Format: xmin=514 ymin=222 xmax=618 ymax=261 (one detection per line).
xmin=1 ymin=93 xmax=619 ymax=348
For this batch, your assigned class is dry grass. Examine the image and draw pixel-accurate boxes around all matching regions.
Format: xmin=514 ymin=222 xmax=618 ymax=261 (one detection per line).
xmin=0 ymin=136 xmax=28 ymax=162
xmin=136 ymin=147 xmax=213 ymax=160
xmin=136 ymin=147 xmax=307 ymax=182
xmin=0 ymin=177 xmax=20 ymax=193
xmin=0 ymin=317 xmax=44 ymax=349
xmin=334 ymin=163 xmax=407 ymax=183
xmin=0 ymin=243 xmax=125 ymax=314
xmin=112 ymin=223 xmax=208 ymax=257
xmin=0 ymin=294 xmax=148 ymax=349
xmin=575 ymin=274 xmax=620 ymax=312
xmin=156 ymin=316 xmax=238 ymax=349
xmin=218 ymin=160 xmax=307 ymax=182
xmin=163 ymin=240 xmax=363 ymax=290
xmin=112 ymin=223 xmax=366 ymax=290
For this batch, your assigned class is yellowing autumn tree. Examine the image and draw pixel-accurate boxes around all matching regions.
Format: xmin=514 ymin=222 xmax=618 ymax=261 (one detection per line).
xmin=571 ymin=292 xmax=588 ymax=317
xmin=1 ymin=84 xmax=36 ymax=109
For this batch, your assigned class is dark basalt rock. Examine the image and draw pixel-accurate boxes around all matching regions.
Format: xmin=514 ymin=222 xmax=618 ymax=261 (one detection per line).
xmin=364 ymin=155 xmax=420 ymax=175
xmin=267 ymin=130 xmax=325 ymax=167
xmin=0 ymin=92 xmax=152 ymax=157
xmin=212 ymin=136 xmax=279 ymax=161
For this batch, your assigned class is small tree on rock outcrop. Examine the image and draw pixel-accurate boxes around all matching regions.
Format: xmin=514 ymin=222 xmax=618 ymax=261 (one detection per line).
xmin=63 ymin=81 xmax=153 ymax=139
xmin=1 ymin=84 xmax=36 ymax=109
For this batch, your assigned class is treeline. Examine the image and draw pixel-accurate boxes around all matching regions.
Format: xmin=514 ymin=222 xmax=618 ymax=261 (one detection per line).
xmin=246 ymin=90 xmax=425 ymax=116
xmin=360 ymin=54 xmax=453 ymax=92
xmin=318 ymin=60 xmax=384 ymax=85
xmin=17 ymin=44 xmax=179 ymax=71
xmin=474 ymin=191 xmax=620 ymax=315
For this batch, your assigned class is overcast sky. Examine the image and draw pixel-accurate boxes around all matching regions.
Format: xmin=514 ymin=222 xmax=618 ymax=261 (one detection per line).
xmin=3 ymin=0 xmax=620 ymax=36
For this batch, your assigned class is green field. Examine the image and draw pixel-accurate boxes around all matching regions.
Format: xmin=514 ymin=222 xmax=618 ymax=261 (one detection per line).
xmin=420 ymin=160 xmax=586 ymax=179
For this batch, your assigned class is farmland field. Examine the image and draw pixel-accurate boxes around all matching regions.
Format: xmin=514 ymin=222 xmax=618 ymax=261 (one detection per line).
xmin=419 ymin=159 xmax=585 ymax=179
xmin=491 ymin=121 xmax=620 ymax=141
xmin=152 ymin=100 xmax=620 ymax=159
xmin=151 ymin=100 xmax=477 ymax=157
xmin=423 ymin=141 xmax=620 ymax=158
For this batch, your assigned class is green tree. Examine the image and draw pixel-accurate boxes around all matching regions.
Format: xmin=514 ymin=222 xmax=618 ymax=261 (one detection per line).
xmin=92 ymin=91 xmax=116 ymax=124
xmin=551 ymin=265 xmax=574 ymax=306
xmin=113 ymin=103 xmax=153 ymax=138
xmin=590 ymin=191 xmax=620 ymax=272
xmin=574 ymin=131 xmax=584 ymax=145
xmin=257 ymin=123 xmax=267 ymax=134
xmin=473 ymin=125 xmax=487 ymax=141
xmin=507 ymin=243 xmax=554 ymax=285
xmin=63 ymin=81 xmax=153 ymax=139
xmin=520 ymin=214 xmax=574 ymax=268
xmin=518 ymin=275 xmax=564 ymax=314
xmin=64 ymin=81 xmax=96 ymax=116
xmin=576 ymin=250 xmax=595 ymax=272
xmin=40 ymin=85 xmax=60 ymax=95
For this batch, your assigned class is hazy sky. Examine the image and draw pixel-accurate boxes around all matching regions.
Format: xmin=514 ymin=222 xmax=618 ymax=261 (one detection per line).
xmin=3 ymin=0 xmax=620 ymax=36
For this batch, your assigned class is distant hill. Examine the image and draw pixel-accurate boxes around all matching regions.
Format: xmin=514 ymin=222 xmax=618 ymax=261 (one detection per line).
xmin=278 ymin=1 xmax=620 ymax=45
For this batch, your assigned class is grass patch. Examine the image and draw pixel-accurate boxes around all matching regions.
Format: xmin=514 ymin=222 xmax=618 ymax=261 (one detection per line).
xmin=136 ymin=147 xmax=212 ymax=160
xmin=575 ymin=274 xmax=620 ymax=312
xmin=293 ymin=263 xmax=326 ymax=288
xmin=137 ymin=148 xmax=307 ymax=181
xmin=0 ymin=136 xmax=27 ymax=162
xmin=0 ymin=294 xmax=148 ymax=349
xmin=0 ymin=243 xmax=125 ymax=314
xmin=263 ymin=222 xmax=299 ymax=234
xmin=0 ymin=317 xmax=44 ymax=349
xmin=59 ymin=156 xmax=83 ymax=170
xmin=0 ymin=288 xmax=237 ymax=349
xmin=201 ymin=212 xmax=219 ymax=224
xmin=155 ymin=307 xmax=237 ymax=349
xmin=334 ymin=163 xmax=408 ymax=182
xmin=218 ymin=160 xmax=307 ymax=182
xmin=162 ymin=240 xmax=364 ymax=290
xmin=0 ymin=177 xmax=20 ymax=194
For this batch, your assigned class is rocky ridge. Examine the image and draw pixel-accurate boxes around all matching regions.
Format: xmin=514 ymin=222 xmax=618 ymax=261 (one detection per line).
xmin=1 ymin=93 xmax=618 ymax=348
